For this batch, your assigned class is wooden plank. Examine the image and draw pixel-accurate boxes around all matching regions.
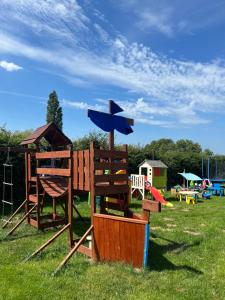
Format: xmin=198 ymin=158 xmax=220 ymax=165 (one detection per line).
xmin=98 ymin=215 xmax=104 ymax=260
xmin=93 ymin=216 xmax=99 ymax=259
xmin=39 ymin=219 xmax=66 ymax=229
xmin=93 ymin=214 xmax=146 ymax=268
xmin=84 ymin=150 xmax=90 ymax=191
xmin=94 ymin=162 xmax=128 ymax=171
xmin=78 ymin=151 xmax=84 ymax=190
xmin=73 ymin=151 xmax=78 ymax=189
xmin=36 ymin=150 xmax=71 ymax=159
xmin=95 ymin=185 xmax=129 ymax=195
xmin=123 ymin=221 xmax=132 ymax=264
xmin=94 ymin=174 xmax=128 ymax=183
xmin=133 ymin=223 xmax=144 ymax=267
xmin=0 ymin=147 xmax=35 ymax=153
xmin=142 ymin=199 xmax=161 ymax=212
xmin=93 ymin=213 xmax=147 ymax=225
xmin=119 ymin=221 xmax=125 ymax=263
xmin=36 ymin=168 xmax=70 ymax=177
xmin=27 ymin=153 xmax=31 ymax=181
xmin=76 ymin=245 xmax=92 ymax=258
xmin=114 ymin=219 xmax=120 ymax=261
xmin=103 ymin=201 xmax=124 ymax=212
xmin=94 ymin=149 xmax=128 ymax=160
xmin=54 ymin=225 xmax=94 ymax=275
xmin=104 ymin=218 xmax=110 ymax=261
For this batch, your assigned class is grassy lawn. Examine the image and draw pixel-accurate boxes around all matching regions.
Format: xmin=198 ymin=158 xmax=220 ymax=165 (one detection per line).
xmin=0 ymin=196 xmax=225 ymax=300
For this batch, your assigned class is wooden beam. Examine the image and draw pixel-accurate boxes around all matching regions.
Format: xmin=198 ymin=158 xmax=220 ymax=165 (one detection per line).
xmin=94 ymin=162 xmax=128 ymax=171
xmin=94 ymin=149 xmax=128 ymax=159
xmin=36 ymin=150 xmax=71 ymax=159
xmin=142 ymin=199 xmax=161 ymax=213
xmin=0 ymin=147 xmax=35 ymax=153
xmin=2 ymin=199 xmax=27 ymax=229
xmin=6 ymin=204 xmax=37 ymax=236
xmin=36 ymin=168 xmax=70 ymax=177
xmin=24 ymin=223 xmax=70 ymax=262
xmin=93 ymin=213 xmax=147 ymax=225
xmin=53 ymin=225 xmax=94 ymax=275
xmin=94 ymin=174 xmax=128 ymax=183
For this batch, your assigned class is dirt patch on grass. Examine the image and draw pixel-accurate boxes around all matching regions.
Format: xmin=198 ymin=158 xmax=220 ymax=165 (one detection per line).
xmin=166 ymin=223 xmax=177 ymax=228
xmin=151 ymin=226 xmax=161 ymax=230
xmin=183 ymin=230 xmax=202 ymax=236
xmin=181 ymin=209 xmax=189 ymax=212
xmin=163 ymin=217 xmax=174 ymax=221
xmin=151 ymin=226 xmax=173 ymax=232
xmin=160 ymin=228 xmax=173 ymax=232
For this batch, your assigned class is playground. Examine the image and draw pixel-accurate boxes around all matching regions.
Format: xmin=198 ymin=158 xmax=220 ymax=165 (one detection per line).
xmin=0 ymin=100 xmax=225 ymax=299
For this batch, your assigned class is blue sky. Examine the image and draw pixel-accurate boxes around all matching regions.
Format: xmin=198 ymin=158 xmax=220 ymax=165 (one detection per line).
xmin=1 ymin=0 xmax=225 ymax=153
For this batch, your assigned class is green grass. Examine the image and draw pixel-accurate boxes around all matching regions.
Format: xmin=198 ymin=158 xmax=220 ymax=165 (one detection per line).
xmin=0 ymin=196 xmax=225 ymax=300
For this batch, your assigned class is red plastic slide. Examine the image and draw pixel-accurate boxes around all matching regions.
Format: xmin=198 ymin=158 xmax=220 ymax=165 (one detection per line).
xmin=146 ymin=186 xmax=173 ymax=207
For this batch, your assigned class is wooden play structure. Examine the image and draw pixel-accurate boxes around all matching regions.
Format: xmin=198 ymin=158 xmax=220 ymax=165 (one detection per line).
xmin=1 ymin=101 xmax=161 ymax=271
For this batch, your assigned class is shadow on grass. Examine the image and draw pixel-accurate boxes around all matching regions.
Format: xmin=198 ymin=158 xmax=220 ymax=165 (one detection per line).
xmin=148 ymin=233 xmax=203 ymax=274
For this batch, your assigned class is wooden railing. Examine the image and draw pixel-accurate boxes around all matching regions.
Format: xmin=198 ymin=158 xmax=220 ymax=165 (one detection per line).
xmin=35 ymin=150 xmax=72 ymax=177
xmin=93 ymin=146 xmax=129 ymax=196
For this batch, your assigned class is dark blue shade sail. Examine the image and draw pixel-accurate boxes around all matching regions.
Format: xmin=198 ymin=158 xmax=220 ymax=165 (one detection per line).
xmin=88 ymin=110 xmax=133 ymax=135
xmin=111 ymin=101 xmax=124 ymax=115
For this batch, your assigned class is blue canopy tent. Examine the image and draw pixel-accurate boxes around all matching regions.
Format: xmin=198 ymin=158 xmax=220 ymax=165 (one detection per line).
xmin=178 ymin=172 xmax=202 ymax=188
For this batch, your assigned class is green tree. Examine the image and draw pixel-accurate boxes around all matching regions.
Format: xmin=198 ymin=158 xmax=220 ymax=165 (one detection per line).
xmin=46 ymin=91 xmax=63 ymax=129
xmin=0 ymin=127 xmax=33 ymax=204
xmin=73 ymin=131 xmax=108 ymax=150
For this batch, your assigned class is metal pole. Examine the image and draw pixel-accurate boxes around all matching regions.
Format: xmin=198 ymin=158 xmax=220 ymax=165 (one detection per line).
xmin=201 ymin=155 xmax=204 ymax=178
xmin=207 ymin=157 xmax=210 ymax=179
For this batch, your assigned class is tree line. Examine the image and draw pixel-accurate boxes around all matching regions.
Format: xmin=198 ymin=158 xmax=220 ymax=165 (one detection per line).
xmin=1 ymin=90 xmax=224 ymax=206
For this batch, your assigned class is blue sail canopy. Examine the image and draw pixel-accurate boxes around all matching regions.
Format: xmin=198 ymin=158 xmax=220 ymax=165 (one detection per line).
xmin=88 ymin=109 xmax=133 ymax=135
xmin=111 ymin=100 xmax=123 ymax=115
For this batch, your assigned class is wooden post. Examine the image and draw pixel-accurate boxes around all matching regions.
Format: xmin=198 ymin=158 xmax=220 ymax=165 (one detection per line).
xmin=90 ymin=142 xmax=97 ymax=261
xmin=109 ymin=100 xmax=114 ymax=151
xmin=52 ymin=197 xmax=56 ymax=220
xmin=68 ymin=150 xmax=74 ymax=248
xmin=25 ymin=149 xmax=29 ymax=219
xmin=36 ymin=150 xmax=40 ymax=229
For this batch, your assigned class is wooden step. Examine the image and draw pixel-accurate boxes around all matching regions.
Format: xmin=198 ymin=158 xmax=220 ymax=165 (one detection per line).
xmin=28 ymin=194 xmax=43 ymax=203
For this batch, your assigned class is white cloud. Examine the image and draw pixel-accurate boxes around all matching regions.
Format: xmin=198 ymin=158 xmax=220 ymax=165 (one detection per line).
xmin=0 ymin=60 xmax=22 ymax=71
xmin=62 ymin=99 xmax=105 ymax=111
xmin=0 ymin=0 xmax=225 ymax=127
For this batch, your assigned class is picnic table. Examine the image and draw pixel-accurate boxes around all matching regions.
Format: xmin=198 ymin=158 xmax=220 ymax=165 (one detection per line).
xmin=207 ymin=186 xmax=225 ymax=197
xmin=178 ymin=191 xmax=199 ymax=203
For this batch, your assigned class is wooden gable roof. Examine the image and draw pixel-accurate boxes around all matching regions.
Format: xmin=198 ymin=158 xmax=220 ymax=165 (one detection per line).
xmin=20 ymin=122 xmax=72 ymax=147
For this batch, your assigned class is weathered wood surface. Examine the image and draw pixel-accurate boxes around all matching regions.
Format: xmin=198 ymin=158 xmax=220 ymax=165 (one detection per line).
xmin=36 ymin=150 xmax=71 ymax=159
xmin=73 ymin=150 xmax=90 ymax=191
xmin=93 ymin=214 xmax=147 ymax=268
xmin=40 ymin=177 xmax=68 ymax=198
xmin=142 ymin=199 xmax=161 ymax=212
xmin=36 ymin=168 xmax=70 ymax=177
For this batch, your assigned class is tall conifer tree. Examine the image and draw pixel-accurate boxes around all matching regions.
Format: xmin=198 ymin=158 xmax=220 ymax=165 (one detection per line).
xmin=46 ymin=91 xmax=63 ymax=129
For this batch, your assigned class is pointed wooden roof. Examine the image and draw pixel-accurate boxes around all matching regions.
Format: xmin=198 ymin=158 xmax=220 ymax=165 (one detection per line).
xmin=20 ymin=122 xmax=72 ymax=147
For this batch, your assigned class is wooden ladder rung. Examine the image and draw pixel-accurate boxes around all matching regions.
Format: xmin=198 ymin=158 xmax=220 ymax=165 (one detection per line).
xmin=28 ymin=194 xmax=44 ymax=203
